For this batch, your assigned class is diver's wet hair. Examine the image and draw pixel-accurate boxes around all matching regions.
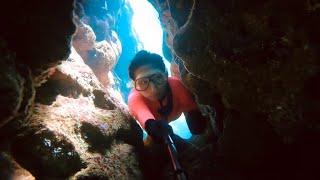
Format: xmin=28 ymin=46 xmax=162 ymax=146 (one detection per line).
xmin=129 ymin=50 xmax=166 ymax=80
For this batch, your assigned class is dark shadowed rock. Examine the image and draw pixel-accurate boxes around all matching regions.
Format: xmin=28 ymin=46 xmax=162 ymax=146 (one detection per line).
xmin=0 ymin=0 xmax=76 ymax=75
xmin=11 ymin=130 xmax=85 ymax=178
xmin=0 ymin=152 xmax=35 ymax=180
xmin=80 ymin=121 xmax=113 ymax=154
xmin=93 ymin=90 xmax=116 ymax=110
xmin=0 ymin=0 xmax=76 ymax=129
xmin=0 ymin=48 xmax=24 ymax=128
xmin=149 ymin=0 xmax=320 ymax=179
xmin=0 ymin=44 xmax=35 ymax=129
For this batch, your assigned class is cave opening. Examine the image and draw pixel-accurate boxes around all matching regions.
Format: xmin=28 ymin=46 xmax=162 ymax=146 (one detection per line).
xmin=123 ymin=0 xmax=191 ymax=139
xmin=2 ymin=0 xmax=320 ymax=179
xmin=65 ymin=0 xmax=194 ymax=139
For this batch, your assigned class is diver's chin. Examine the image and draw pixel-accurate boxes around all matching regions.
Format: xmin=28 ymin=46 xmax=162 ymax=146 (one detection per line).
xmin=145 ymin=93 xmax=163 ymax=102
xmin=145 ymin=95 xmax=158 ymax=102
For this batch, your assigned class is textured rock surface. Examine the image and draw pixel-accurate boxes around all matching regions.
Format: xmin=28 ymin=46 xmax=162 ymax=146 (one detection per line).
xmin=73 ymin=1 xmax=122 ymax=88
xmin=14 ymin=41 xmax=141 ymax=179
xmin=10 ymin=95 xmax=141 ymax=179
xmin=0 ymin=0 xmax=143 ymax=179
xmin=149 ymin=0 xmax=320 ymax=179
xmin=7 ymin=47 xmax=142 ymax=178
xmin=72 ymin=21 xmax=97 ymax=60
xmin=35 ymin=49 xmax=103 ymax=105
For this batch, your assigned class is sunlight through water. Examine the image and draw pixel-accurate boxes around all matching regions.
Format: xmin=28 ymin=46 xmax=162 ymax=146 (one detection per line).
xmin=128 ymin=0 xmax=191 ymax=139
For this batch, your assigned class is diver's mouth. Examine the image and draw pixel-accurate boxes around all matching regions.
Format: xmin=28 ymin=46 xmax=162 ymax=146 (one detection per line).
xmin=155 ymin=92 xmax=165 ymax=101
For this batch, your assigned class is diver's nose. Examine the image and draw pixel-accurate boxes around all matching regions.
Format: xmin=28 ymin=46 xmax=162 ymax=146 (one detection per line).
xmin=150 ymin=81 xmax=161 ymax=95
xmin=149 ymin=82 xmax=157 ymax=92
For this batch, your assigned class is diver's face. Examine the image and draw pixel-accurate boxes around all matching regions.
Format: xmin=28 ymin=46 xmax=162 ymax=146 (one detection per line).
xmin=134 ymin=65 xmax=168 ymax=101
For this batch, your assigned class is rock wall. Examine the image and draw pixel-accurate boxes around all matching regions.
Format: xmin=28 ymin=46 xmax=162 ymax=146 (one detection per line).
xmin=0 ymin=0 xmax=76 ymax=129
xmin=0 ymin=0 xmax=143 ymax=179
xmin=149 ymin=0 xmax=320 ymax=179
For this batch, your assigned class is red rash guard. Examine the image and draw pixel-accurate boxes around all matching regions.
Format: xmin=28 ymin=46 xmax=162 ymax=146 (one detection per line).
xmin=128 ymin=77 xmax=197 ymax=129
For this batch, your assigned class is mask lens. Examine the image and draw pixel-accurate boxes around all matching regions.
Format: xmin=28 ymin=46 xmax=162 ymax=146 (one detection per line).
xmin=150 ymin=73 xmax=166 ymax=84
xmin=135 ymin=77 xmax=149 ymax=91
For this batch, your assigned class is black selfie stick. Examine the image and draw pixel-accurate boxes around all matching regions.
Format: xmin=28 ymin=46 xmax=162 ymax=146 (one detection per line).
xmin=165 ymin=134 xmax=188 ymax=180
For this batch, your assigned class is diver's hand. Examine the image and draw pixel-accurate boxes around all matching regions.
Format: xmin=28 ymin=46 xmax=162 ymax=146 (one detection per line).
xmin=145 ymin=119 xmax=173 ymax=143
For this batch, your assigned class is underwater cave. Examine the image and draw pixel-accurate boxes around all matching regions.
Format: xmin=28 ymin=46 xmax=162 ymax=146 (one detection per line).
xmin=1 ymin=0 xmax=320 ymax=179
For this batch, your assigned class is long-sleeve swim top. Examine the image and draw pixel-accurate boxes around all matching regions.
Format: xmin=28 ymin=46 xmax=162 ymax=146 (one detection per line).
xmin=128 ymin=77 xmax=197 ymax=129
